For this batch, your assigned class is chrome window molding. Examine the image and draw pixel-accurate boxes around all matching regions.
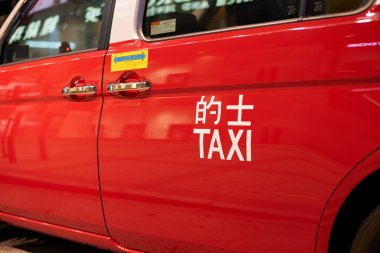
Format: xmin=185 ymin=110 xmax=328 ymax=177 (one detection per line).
xmin=0 ymin=0 xmax=26 ymax=38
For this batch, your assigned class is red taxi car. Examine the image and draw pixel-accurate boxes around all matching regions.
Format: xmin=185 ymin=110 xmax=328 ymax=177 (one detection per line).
xmin=0 ymin=0 xmax=379 ymax=252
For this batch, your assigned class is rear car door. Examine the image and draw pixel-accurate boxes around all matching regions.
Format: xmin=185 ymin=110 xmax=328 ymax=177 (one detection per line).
xmin=0 ymin=0 xmax=109 ymax=234
xmin=99 ymin=0 xmax=380 ymax=252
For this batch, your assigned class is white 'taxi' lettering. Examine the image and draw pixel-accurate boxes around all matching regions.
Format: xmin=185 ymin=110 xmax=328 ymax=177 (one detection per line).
xmin=194 ymin=128 xmax=252 ymax=162
xmin=193 ymin=128 xmax=210 ymax=158
xmin=208 ymin=129 xmax=225 ymax=160
xmin=227 ymin=129 xmax=244 ymax=161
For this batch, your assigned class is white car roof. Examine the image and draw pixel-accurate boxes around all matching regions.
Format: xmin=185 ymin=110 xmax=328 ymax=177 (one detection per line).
xmin=109 ymin=0 xmax=140 ymax=44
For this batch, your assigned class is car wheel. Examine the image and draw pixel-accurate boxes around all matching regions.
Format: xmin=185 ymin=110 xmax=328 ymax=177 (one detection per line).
xmin=350 ymin=205 xmax=380 ymax=253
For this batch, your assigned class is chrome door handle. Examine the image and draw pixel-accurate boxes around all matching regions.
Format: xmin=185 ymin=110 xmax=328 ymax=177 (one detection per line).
xmin=62 ymin=85 xmax=97 ymax=97
xmin=107 ymin=81 xmax=151 ymax=94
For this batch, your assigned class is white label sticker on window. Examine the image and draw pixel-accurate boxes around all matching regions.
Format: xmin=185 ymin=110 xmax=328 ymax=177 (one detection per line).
xmin=151 ymin=19 xmax=176 ymax=35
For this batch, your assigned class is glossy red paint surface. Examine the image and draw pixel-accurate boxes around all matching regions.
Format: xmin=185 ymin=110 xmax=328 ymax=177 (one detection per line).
xmin=0 ymin=2 xmax=379 ymax=253
xmin=0 ymin=51 xmax=107 ymax=235
xmin=99 ymin=5 xmax=380 ymax=253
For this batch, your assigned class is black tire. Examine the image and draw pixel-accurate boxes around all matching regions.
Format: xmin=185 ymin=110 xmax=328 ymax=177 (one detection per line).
xmin=350 ymin=205 xmax=380 ymax=253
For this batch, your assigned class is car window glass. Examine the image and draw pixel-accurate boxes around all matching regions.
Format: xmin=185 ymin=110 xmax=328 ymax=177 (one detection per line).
xmin=306 ymin=0 xmax=370 ymax=16
xmin=2 ymin=0 xmax=105 ymax=64
xmin=143 ymin=0 xmax=301 ymax=39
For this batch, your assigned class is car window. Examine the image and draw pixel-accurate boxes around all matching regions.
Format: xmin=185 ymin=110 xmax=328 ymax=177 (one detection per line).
xmin=306 ymin=0 xmax=371 ymax=16
xmin=143 ymin=0 xmax=301 ymax=39
xmin=2 ymin=0 xmax=105 ymax=64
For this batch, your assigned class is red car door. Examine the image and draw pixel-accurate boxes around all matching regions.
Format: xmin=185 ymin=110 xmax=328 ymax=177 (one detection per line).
xmin=99 ymin=0 xmax=380 ymax=252
xmin=0 ymin=0 xmax=109 ymax=234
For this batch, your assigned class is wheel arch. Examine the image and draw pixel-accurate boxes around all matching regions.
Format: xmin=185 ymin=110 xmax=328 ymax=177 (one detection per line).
xmin=316 ymin=148 xmax=380 ymax=253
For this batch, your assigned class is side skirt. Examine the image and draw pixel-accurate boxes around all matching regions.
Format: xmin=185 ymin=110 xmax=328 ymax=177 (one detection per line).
xmin=0 ymin=211 xmax=143 ymax=253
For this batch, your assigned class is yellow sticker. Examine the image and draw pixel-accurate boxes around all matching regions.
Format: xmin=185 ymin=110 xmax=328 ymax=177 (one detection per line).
xmin=111 ymin=50 xmax=148 ymax=72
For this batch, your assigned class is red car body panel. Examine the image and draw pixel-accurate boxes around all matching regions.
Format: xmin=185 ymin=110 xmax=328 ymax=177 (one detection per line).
xmin=98 ymin=4 xmax=380 ymax=253
xmin=0 ymin=51 xmax=107 ymax=235
xmin=0 ymin=1 xmax=378 ymax=253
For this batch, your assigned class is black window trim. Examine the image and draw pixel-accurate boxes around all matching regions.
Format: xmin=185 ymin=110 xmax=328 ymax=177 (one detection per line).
xmin=138 ymin=0 xmax=376 ymax=42
xmin=98 ymin=0 xmax=116 ymax=50
xmin=0 ymin=0 xmax=116 ymax=66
